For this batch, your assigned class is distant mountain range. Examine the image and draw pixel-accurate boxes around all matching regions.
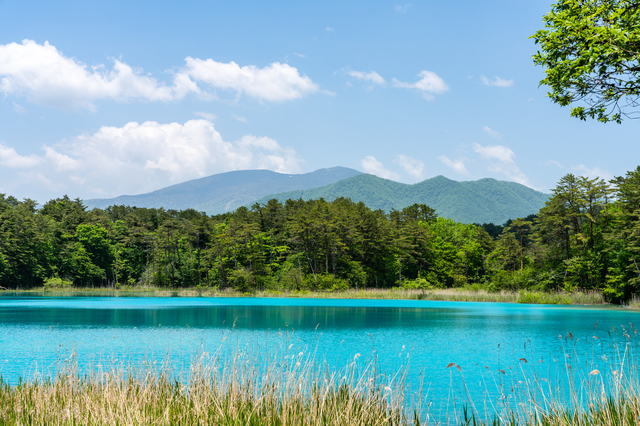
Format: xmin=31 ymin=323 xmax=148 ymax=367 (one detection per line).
xmin=253 ymin=174 xmax=549 ymax=224
xmin=85 ymin=167 xmax=361 ymax=214
xmin=85 ymin=168 xmax=549 ymax=224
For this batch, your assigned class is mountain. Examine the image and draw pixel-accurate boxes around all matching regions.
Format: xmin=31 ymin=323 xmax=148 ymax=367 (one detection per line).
xmin=254 ymin=174 xmax=549 ymax=224
xmin=85 ymin=167 xmax=361 ymax=214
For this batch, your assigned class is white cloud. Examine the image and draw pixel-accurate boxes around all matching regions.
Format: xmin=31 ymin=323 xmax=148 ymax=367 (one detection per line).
xmin=326 ymin=27 xmax=334 ymax=32
xmin=236 ymin=134 xmax=280 ymax=150
xmin=232 ymin=114 xmax=248 ymax=123
xmin=0 ymin=40 xmax=193 ymax=110
xmin=472 ymin=142 xmax=532 ymax=187
xmin=544 ymin=160 xmax=564 ymax=168
xmin=17 ymin=172 xmax=58 ymax=192
xmin=0 ymin=39 xmax=320 ymax=109
xmin=361 ymin=156 xmax=400 ymax=180
xmin=0 ymin=142 xmax=42 ymax=168
xmin=346 ymin=70 xmax=386 ymax=85
xmin=480 ymin=75 xmax=514 ymax=87
xmin=392 ymin=70 xmax=448 ymax=100
xmin=573 ymin=164 xmax=613 ymax=181
xmin=43 ymin=146 xmax=78 ymax=171
xmin=473 ymin=143 xmax=514 ymax=163
xmin=0 ymin=119 xmax=301 ymax=197
xmin=178 ymin=57 xmax=319 ymax=102
xmin=394 ymin=3 xmax=412 ymax=13
xmin=12 ymin=101 xmax=25 ymax=113
xmin=195 ymin=111 xmax=217 ymax=121
xmin=482 ymin=126 xmax=502 ymax=140
xmin=438 ymin=155 xmax=469 ymax=175
xmin=394 ymin=154 xmax=424 ymax=179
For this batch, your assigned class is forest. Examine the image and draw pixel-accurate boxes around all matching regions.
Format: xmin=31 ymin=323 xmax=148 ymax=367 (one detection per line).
xmin=0 ymin=166 xmax=638 ymax=302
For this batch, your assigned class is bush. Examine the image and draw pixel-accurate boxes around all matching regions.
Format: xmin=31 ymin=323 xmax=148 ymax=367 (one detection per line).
xmin=402 ymin=277 xmax=434 ymax=293
xmin=228 ymin=268 xmax=255 ymax=293
xmin=43 ymin=276 xmax=73 ymax=289
xmin=309 ymin=273 xmax=348 ymax=291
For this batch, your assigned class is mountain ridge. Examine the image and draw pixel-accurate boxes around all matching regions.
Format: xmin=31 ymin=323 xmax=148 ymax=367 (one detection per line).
xmin=85 ymin=167 xmax=362 ymax=214
xmin=253 ymin=174 xmax=549 ymax=224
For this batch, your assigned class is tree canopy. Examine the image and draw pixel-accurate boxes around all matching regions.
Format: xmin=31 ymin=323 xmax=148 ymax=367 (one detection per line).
xmin=1 ymin=166 xmax=640 ymax=302
xmin=532 ymin=0 xmax=640 ymax=123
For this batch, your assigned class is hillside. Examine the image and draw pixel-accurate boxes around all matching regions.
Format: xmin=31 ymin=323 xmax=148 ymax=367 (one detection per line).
xmin=85 ymin=167 xmax=361 ymax=214
xmin=254 ymin=174 xmax=549 ymax=224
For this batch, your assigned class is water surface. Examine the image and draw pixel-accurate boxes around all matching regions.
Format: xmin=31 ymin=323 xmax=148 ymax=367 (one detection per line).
xmin=1 ymin=294 xmax=638 ymax=408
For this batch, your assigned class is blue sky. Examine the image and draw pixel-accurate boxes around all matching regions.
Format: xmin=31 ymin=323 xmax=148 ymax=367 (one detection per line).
xmin=0 ymin=0 xmax=636 ymax=202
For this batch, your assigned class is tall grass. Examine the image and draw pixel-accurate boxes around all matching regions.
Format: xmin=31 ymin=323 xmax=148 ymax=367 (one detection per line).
xmin=2 ymin=326 xmax=640 ymax=425
xmin=0 ymin=341 xmax=419 ymax=425
xmin=627 ymin=294 xmax=640 ymax=310
xmin=11 ymin=287 xmax=610 ymax=306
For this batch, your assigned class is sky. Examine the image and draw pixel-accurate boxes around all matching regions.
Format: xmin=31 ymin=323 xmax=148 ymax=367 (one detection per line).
xmin=0 ymin=0 xmax=637 ymax=203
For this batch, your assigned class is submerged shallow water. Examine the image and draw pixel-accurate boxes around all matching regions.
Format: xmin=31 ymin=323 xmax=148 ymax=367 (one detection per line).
xmin=1 ymin=294 xmax=639 ymax=409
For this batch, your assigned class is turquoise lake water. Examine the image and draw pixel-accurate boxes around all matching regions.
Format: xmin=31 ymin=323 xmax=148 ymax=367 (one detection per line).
xmin=1 ymin=294 xmax=639 ymax=411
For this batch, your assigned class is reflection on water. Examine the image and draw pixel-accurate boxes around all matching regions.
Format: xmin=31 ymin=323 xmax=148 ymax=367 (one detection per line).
xmin=0 ymin=294 xmax=639 ymax=409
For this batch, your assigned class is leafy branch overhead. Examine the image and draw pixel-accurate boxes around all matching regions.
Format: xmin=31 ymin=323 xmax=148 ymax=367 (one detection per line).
xmin=532 ymin=0 xmax=640 ymax=123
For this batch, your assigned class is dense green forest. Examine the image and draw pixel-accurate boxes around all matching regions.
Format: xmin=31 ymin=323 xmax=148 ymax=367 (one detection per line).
xmin=253 ymin=173 xmax=549 ymax=225
xmin=1 ymin=167 xmax=639 ymax=302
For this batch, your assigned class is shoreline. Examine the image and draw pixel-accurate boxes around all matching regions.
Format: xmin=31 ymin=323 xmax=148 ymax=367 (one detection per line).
xmin=0 ymin=286 xmax=629 ymax=307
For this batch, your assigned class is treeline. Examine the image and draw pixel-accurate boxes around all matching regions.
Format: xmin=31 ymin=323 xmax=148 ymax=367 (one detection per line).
xmin=0 ymin=166 xmax=639 ymax=301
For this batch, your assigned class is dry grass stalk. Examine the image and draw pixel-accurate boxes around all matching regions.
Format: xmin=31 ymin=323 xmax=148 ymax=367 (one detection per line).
xmin=0 ymin=344 xmax=417 ymax=426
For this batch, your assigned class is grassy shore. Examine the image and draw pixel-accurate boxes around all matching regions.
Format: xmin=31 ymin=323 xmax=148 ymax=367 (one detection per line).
xmin=1 ymin=285 xmax=610 ymax=305
xmin=0 ymin=347 xmax=415 ymax=426
xmin=1 ymin=334 xmax=639 ymax=426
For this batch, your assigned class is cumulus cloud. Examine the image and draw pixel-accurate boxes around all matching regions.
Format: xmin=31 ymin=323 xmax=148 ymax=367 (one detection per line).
xmin=0 ymin=39 xmax=320 ymax=110
xmin=43 ymin=146 xmax=78 ymax=171
xmin=480 ymin=75 xmax=514 ymax=87
xmin=0 ymin=143 xmax=42 ymax=168
xmin=0 ymin=40 xmax=192 ymax=110
xmin=482 ymin=126 xmax=502 ymax=140
xmin=392 ymin=70 xmax=448 ymax=100
xmin=394 ymin=154 xmax=424 ymax=179
xmin=346 ymin=70 xmax=385 ymax=85
xmin=472 ymin=142 xmax=532 ymax=187
xmin=438 ymin=155 xmax=469 ymax=175
xmin=361 ymin=156 xmax=400 ymax=180
xmin=178 ymin=57 xmax=318 ymax=102
xmin=473 ymin=143 xmax=514 ymax=163
xmin=0 ymin=119 xmax=301 ymax=197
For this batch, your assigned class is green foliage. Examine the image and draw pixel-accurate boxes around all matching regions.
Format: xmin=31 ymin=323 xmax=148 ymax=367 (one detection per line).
xmin=1 ymin=165 xmax=640 ymax=303
xmin=532 ymin=0 xmax=640 ymax=123
xmin=254 ymin=174 xmax=549 ymax=225
xmin=43 ymin=276 xmax=73 ymax=289
xmin=402 ymin=276 xmax=434 ymax=292
xmin=517 ymin=291 xmax=572 ymax=305
xmin=228 ymin=268 xmax=255 ymax=293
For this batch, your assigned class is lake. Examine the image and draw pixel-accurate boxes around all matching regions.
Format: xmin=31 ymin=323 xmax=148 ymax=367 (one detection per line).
xmin=1 ymin=294 xmax=638 ymax=413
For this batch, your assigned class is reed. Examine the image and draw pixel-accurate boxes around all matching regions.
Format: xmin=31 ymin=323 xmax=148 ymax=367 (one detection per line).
xmin=627 ymin=294 xmax=640 ymax=310
xmin=14 ymin=286 xmax=611 ymax=306
xmin=0 ymin=342 xmax=417 ymax=425
xmin=255 ymin=288 xmax=607 ymax=305
xmin=1 ymin=327 xmax=640 ymax=425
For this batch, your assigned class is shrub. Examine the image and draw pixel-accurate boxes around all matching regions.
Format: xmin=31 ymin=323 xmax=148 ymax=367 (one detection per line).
xmin=43 ymin=276 xmax=73 ymax=289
